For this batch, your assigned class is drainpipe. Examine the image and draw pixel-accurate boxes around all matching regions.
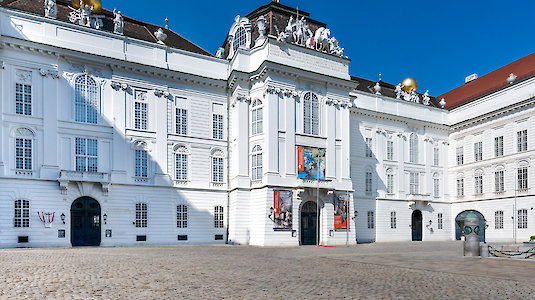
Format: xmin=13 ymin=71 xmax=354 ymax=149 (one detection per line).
xmin=225 ymin=78 xmax=230 ymax=245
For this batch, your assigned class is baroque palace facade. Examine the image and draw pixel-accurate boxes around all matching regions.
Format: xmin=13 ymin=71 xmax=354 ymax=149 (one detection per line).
xmin=0 ymin=0 xmax=532 ymax=247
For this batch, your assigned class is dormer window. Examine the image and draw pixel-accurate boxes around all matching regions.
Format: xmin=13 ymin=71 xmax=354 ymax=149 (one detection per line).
xmin=233 ymin=27 xmax=247 ymax=52
xmin=226 ymin=16 xmax=252 ymax=58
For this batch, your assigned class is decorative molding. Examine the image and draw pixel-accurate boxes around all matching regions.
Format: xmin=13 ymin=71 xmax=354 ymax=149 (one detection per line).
xmin=110 ymin=81 xmax=129 ymax=91
xmin=39 ymin=68 xmax=59 ymax=79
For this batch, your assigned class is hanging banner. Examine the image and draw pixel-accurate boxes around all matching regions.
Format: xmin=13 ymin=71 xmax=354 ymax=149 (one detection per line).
xmin=334 ymin=193 xmax=349 ymax=229
xmin=273 ymin=190 xmax=293 ymax=229
xmin=297 ymin=146 xmax=326 ymax=180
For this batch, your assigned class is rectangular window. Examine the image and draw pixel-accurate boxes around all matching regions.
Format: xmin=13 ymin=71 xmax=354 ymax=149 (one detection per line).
xmin=438 ymin=213 xmax=443 ymax=229
xmin=15 ymin=138 xmax=32 ymax=170
xmin=134 ymin=102 xmax=148 ymax=130
xmin=177 ymin=205 xmax=187 ymax=228
xmin=251 ymin=153 xmax=263 ymax=181
xmin=517 ymin=130 xmax=528 ymax=152
xmin=457 ymin=178 xmax=464 ymax=196
xmin=135 ymin=203 xmax=147 ymax=227
xmin=15 ymin=83 xmax=32 ymax=116
xmin=474 ymin=175 xmax=483 ymax=194
xmin=175 ymin=153 xmax=188 ymax=180
xmin=175 ymin=108 xmax=187 ymax=135
xmin=409 ymin=172 xmax=419 ymax=194
xmin=213 ymin=114 xmax=224 ymax=140
xmin=214 ymin=206 xmax=224 ymax=228
xmin=433 ymin=178 xmax=440 ymax=197
xmin=433 ymin=147 xmax=439 ymax=166
xmin=518 ymin=209 xmax=528 ymax=229
xmin=456 ymin=147 xmax=464 ymax=165
xmin=135 ymin=149 xmax=148 ymax=177
xmin=386 ymin=174 xmax=394 ymax=194
xmin=251 ymin=105 xmax=263 ymax=135
xmin=367 ymin=211 xmax=374 ymax=229
xmin=75 ymin=137 xmax=98 ymax=172
xmin=14 ymin=199 xmax=30 ymax=228
xmin=386 ymin=140 xmax=394 ymax=160
xmin=495 ymin=171 xmax=504 ymax=192
xmin=365 ymin=138 xmax=373 ymax=157
xmin=495 ymin=211 xmax=504 ymax=229
xmin=518 ymin=167 xmax=528 ymax=190
xmin=390 ymin=211 xmax=396 ymax=229
xmin=212 ymin=157 xmax=224 ymax=182
xmin=365 ymin=171 xmax=372 ymax=193
xmin=474 ymin=141 xmax=482 ymax=162
xmin=495 ymin=136 xmax=504 ymax=157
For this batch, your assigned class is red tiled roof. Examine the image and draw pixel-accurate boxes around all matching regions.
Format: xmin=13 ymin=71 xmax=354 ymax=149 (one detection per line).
xmin=439 ymin=51 xmax=535 ymax=109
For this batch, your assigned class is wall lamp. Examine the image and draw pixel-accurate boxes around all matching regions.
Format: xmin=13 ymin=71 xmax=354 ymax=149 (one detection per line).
xmin=60 ymin=213 xmax=65 ymax=224
xmin=103 ymin=213 xmax=108 ymax=225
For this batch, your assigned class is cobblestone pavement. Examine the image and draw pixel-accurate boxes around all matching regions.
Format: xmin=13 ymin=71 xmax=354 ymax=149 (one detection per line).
xmin=1 ymin=242 xmax=534 ymax=299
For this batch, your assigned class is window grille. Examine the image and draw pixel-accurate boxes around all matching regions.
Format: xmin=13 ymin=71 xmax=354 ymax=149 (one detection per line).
xmin=456 ymin=178 xmax=464 ymax=196
xmin=14 ymin=199 xmax=29 ymax=228
xmin=438 ymin=213 xmax=443 ymax=229
xmin=456 ymin=147 xmax=464 ymax=165
xmin=233 ymin=27 xmax=246 ymax=52
xmin=409 ymin=134 xmax=418 ymax=163
xmin=386 ymin=140 xmax=394 ymax=160
xmin=495 ymin=210 xmax=504 ymax=229
xmin=409 ymin=172 xmax=419 ymax=194
xmin=433 ymin=147 xmax=439 ymax=166
xmin=251 ymin=145 xmax=263 ymax=181
xmin=134 ymin=101 xmax=147 ymax=130
xmin=386 ymin=174 xmax=394 ymax=194
xmin=474 ymin=141 xmax=483 ymax=161
xmin=518 ymin=167 xmax=528 ymax=190
xmin=213 ymin=114 xmax=224 ymax=140
xmin=474 ymin=175 xmax=483 ymax=194
xmin=251 ymin=100 xmax=263 ymax=135
xmin=495 ymin=136 xmax=503 ymax=157
xmin=518 ymin=209 xmax=528 ymax=229
xmin=365 ymin=138 xmax=373 ymax=157
xmin=367 ymin=211 xmax=374 ymax=229
xmin=517 ymin=130 xmax=527 ymax=152
xmin=434 ymin=178 xmax=440 ymax=197
xmin=175 ymin=108 xmax=187 ymax=135
xmin=135 ymin=149 xmax=148 ymax=177
xmin=75 ymin=137 xmax=98 ymax=172
xmin=15 ymin=138 xmax=32 ymax=170
xmin=303 ymin=92 xmax=319 ymax=135
xmin=495 ymin=171 xmax=504 ymax=192
xmin=214 ymin=206 xmax=224 ymax=228
xmin=365 ymin=171 xmax=372 ymax=193
xmin=175 ymin=153 xmax=188 ymax=180
xmin=74 ymin=75 xmax=98 ymax=124
xmin=15 ymin=83 xmax=32 ymax=115
xmin=135 ymin=203 xmax=147 ymax=227
xmin=177 ymin=205 xmax=187 ymax=228
xmin=212 ymin=157 xmax=224 ymax=182
xmin=390 ymin=211 xmax=396 ymax=229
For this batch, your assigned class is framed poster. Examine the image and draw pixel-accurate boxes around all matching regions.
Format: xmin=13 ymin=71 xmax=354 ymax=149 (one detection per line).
xmin=334 ymin=193 xmax=349 ymax=229
xmin=297 ymin=146 xmax=326 ymax=180
xmin=273 ymin=190 xmax=293 ymax=229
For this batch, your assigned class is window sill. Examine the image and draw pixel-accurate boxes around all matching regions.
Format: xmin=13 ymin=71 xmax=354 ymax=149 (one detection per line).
xmin=133 ymin=177 xmax=148 ymax=183
xmin=174 ymin=180 xmax=189 ymax=186
xmin=211 ymin=182 xmax=225 ymax=188
xmin=14 ymin=170 xmax=33 ymax=177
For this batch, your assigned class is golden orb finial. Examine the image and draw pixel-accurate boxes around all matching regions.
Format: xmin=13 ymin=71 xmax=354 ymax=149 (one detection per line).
xmin=401 ymin=77 xmax=418 ymax=93
xmin=72 ymin=0 xmax=102 ymax=14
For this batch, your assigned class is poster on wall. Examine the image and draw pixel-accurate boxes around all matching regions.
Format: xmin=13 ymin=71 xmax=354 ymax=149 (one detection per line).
xmin=297 ymin=146 xmax=326 ymax=180
xmin=334 ymin=193 xmax=349 ymax=229
xmin=273 ymin=190 xmax=293 ymax=229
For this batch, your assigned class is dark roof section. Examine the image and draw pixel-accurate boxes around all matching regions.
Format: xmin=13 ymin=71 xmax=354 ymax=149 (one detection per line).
xmin=1 ymin=0 xmax=212 ymax=56
xmin=350 ymin=75 xmax=442 ymax=109
xmin=438 ymin=51 xmax=535 ymax=109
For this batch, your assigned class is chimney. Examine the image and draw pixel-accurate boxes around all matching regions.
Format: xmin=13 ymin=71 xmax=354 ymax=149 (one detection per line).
xmin=465 ymin=73 xmax=478 ymax=84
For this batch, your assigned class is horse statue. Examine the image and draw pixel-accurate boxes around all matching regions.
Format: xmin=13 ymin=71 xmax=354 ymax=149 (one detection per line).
xmin=313 ymin=27 xmax=331 ymax=52
xmin=328 ymin=37 xmax=344 ymax=56
xmin=293 ymin=17 xmax=312 ymax=46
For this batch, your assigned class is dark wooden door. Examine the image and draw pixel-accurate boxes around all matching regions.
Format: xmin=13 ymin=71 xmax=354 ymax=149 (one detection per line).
xmin=412 ymin=210 xmax=422 ymax=241
xmin=301 ymin=201 xmax=318 ymax=245
xmin=71 ymin=197 xmax=101 ymax=246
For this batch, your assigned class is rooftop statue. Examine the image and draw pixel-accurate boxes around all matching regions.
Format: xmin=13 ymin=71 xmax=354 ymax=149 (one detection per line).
xmin=113 ymin=9 xmax=124 ymax=35
xmin=44 ymin=0 xmax=57 ymax=19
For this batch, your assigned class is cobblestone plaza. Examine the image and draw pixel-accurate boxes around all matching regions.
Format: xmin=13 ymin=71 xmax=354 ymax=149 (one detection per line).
xmin=1 ymin=242 xmax=534 ymax=299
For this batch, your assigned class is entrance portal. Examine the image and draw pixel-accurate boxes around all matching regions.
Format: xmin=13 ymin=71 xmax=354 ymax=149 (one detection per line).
xmin=300 ymin=201 xmax=319 ymax=245
xmin=455 ymin=210 xmax=486 ymax=242
xmin=411 ymin=210 xmax=422 ymax=241
xmin=71 ymin=197 xmax=101 ymax=246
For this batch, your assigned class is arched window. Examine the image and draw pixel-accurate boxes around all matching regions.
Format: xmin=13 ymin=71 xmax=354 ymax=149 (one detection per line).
xmin=174 ymin=145 xmax=189 ymax=181
xmin=133 ymin=141 xmax=148 ymax=178
xmin=251 ymin=99 xmax=263 ymax=135
xmin=251 ymin=145 xmax=263 ymax=181
xmin=74 ymin=74 xmax=99 ymax=124
xmin=14 ymin=199 xmax=29 ymax=228
xmin=409 ymin=133 xmax=418 ymax=163
xmin=14 ymin=128 xmax=34 ymax=171
xmin=233 ymin=27 xmax=247 ymax=52
xmin=211 ymin=148 xmax=225 ymax=183
xmin=303 ymin=92 xmax=319 ymax=135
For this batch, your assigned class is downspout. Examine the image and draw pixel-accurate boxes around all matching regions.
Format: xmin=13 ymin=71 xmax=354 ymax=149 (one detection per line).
xmin=225 ymin=68 xmax=231 ymax=245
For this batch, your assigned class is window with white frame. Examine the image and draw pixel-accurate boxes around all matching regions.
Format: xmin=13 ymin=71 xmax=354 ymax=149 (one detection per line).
xmin=386 ymin=140 xmax=394 ymax=160
xmin=15 ymin=137 xmax=32 ymax=170
xmin=74 ymin=74 xmax=98 ymax=124
xmin=456 ymin=147 xmax=464 ymax=165
xmin=457 ymin=178 xmax=464 ymax=196
xmin=15 ymin=82 xmax=32 ymax=116
xmin=213 ymin=114 xmax=224 ymax=140
xmin=303 ymin=92 xmax=319 ymax=135
xmin=518 ymin=167 xmax=528 ymax=190
xmin=474 ymin=141 xmax=482 ymax=162
xmin=251 ymin=99 xmax=263 ymax=135
xmin=409 ymin=172 xmax=419 ymax=194
xmin=390 ymin=211 xmax=397 ymax=229
xmin=495 ymin=170 xmax=504 ymax=192
xmin=474 ymin=174 xmax=483 ymax=194
xmin=365 ymin=138 xmax=373 ymax=157
xmin=75 ymin=137 xmax=98 ymax=172
xmin=365 ymin=171 xmax=373 ymax=193
xmin=495 ymin=136 xmax=504 ymax=157
xmin=251 ymin=145 xmax=263 ymax=181
xmin=518 ymin=209 xmax=528 ymax=229
xmin=433 ymin=147 xmax=439 ymax=166
xmin=233 ymin=27 xmax=247 ymax=52
xmin=495 ymin=210 xmax=504 ymax=229
xmin=135 ymin=203 xmax=147 ymax=227
xmin=214 ymin=206 xmax=224 ymax=228
xmin=135 ymin=149 xmax=148 ymax=178
xmin=211 ymin=150 xmax=224 ymax=183
xmin=438 ymin=213 xmax=443 ymax=229
xmin=134 ymin=91 xmax=148 ymax=130
xmin=433 ymin=178 xmax=440 ymax=197
xmin=177 ymin=204 xmax=187 ymax=228
xmin=174 ymin=146 xmax=188 ymax=181
xmin=175 ymin=108 xmax=187 ymax=135
xmin=14 ymin=199 xmax=29 ymax=228
xmin=386 ymin=174 xmax=394 ymax=194
xmin=409 ymin=133 xmax=418 ymax=163
xmin=367 ymin=211 xmax=374 ymax=229
xmin=518 ymin=130 xmax=528 ymax=152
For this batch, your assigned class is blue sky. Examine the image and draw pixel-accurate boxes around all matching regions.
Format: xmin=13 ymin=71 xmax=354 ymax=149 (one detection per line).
xmin=109 ymin=0 xmax=535 ymax=95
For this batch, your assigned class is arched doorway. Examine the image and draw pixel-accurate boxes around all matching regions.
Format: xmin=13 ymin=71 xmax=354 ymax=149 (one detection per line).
xmin=300 ymin=201 xmax=319 ymax=245
xmin=455 ymin=210 xmax=485 ymax=242
xmin=411 ymin=210 xmax=422 ymax=241
xmin=71 ymin=197 xmax=101 ymax=246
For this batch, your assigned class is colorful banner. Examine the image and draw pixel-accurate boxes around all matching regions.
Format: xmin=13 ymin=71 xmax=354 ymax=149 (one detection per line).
xmin=273 ymin=190 xmax=293 ymax=229
xmin=334 ymin=193 xmax=349 ymax=229
xmin=297 ymin=146 xmax=326 ymax=180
